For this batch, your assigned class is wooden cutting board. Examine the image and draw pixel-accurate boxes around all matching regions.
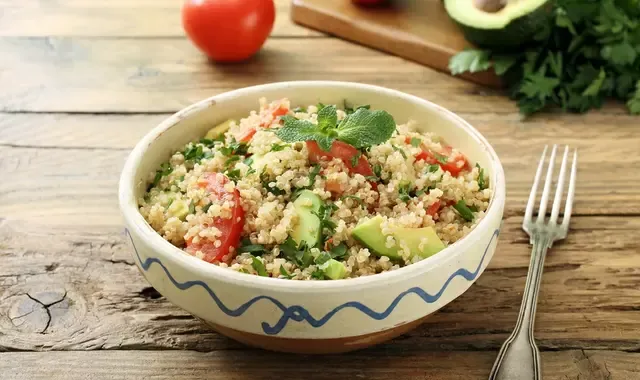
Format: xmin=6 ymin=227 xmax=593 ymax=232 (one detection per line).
xmin=290 ymin=0 xmax=501 ymax=87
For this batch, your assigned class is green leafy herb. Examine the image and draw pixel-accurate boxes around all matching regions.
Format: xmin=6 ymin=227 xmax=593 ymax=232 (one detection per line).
xmin=279 ymin=237 xmax=314 ymax=268
xmin=202 ymin=202 xmax=212 ymax=213
xmin=414 ymin=188 xmax=426 ymax=197
xmin=308 ymin=164 xmax=321 ymax=188
xmin=343 ymin=100 xmax=371 ymax=115
xmin=183 ymin=144 xmax=205 ymax=161
xmin=238 ymin=240 xmax=267 ymax=255
xmin=317 ymin=102 xmax=326 ymax=111
xmin=279 ymin=265 xmax=294 ymax=279
xmin=260 ymin=170 xmax=286 ymax=196
xmin=329 ymin=243 xmax=348 ymax=259
xmin=448 ymin=0 xmax=640 ymax=116
xmin=275 ymin=105 xmax=396 ymax=151
xmin=364 ymin=175 xmax=379 ymax=182
xmin=410 ymin=137 xmax=422 ymax=147
xmin=219 ymin=140 xmax=248 ymax=156
xmin=453 ymin=200 xmax=475 ymax=222
xmin=350 ymin=151 xmax=362 ymax=167
xmin=314 ymin=251 xmax=332 ymax=266
xmin=433 ymin=152 xmax=448 ymax=164
xmin=427 ymin=164 xmax=440 ymax=173
xmin=292 ymin=107 xmax=304 ymax=113
xmin=151 ymin=162 xmax=173 ymax=187
xmin=311 ymin=268 xmax=325 ymax=280
xmin=313 ymin=202 xmax=338 ymax=240
xmin=476 ymin=163 xmax=487 ymax=190
xmin=188 ymin=200 xmax=196 ymax=215
xmin=225 ymin=155 xmax=240 ymax=168
xmin=243 ymin=156 xmax=254 ymax=167
xmin=250 ymin=255 xmax=268 ymax=277
xmin=398 ymin=182 xmax=413 ymax=202
xmin=271 ymin=143 xmax=287 ymax=152
xmin=392 ymin=145 xmax=407 ymax=159
xmin=373 ymin=164 xmax=382 ymax=178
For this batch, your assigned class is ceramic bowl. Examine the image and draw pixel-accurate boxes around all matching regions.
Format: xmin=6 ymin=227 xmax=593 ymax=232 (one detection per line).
xmin=119 ymin=81 xmax=506 ymax=354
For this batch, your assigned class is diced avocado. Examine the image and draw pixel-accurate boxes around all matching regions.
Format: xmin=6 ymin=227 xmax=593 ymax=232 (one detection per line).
xmin=205 ymin=119 xmax=235 ymax=140
xmin=352 ymin=216 xmax=445 ymax=260
xmin=167 ymin=199 xmax=189 ymax=220
xmin=290 ymin=190 xmax=322 ymax=248
xmin=320 ymin=259 xmax=347 ymax=280
xmin=444 ymin=0 xmax=550 ymax=50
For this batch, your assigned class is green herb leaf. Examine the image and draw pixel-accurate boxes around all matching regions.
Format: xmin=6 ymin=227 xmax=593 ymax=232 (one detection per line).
xmin=410 ymin=137 xmax=422 ymax=147
xmin=202 ymin=202 xmax=212 ymax=213
xmin=449 ymin=49 xmax=492 ymax=75
xmin=308 ymin=164 xmax=321 ymax=188
xmin=250 ymin=255 xmax=268 ymax=277
xmin=188 ymin=200 xmax=196 ymax=215
xmin=340 ymin=194 xmax=362 ymax=205
xmin=373 ymin=164 xmax=382 ymax=178
xmin=270 ymin=143 xmax=287 ymax=152
xmin=433 ymin=152 xmax=448 ymax=164
xmin=311 ymin=268 xmax=325 ymax=280
xmin=627 ymin=80 xmax=640 ymax=114
xmin=151 ymin=162 xmax=173 ymax=187
xmin=279 ymin=265 xmax=294 ymax=279
xmin=476 ymin=163 xmax=487 ymax=190
xmin=398 ymin=182 xmax=413 ymax=203
xmin=314 ymin=251 xmax=332 ymax=266
xmin=238 ymin=243 xmax=267 ymax=255
xmin=275 ymin=117 xmax=336 ymax=151
xmin=392 ymin=145 xmax=407 ymax=159
xmin=292 ymin=107 xmax=304 ymax=113
xmin=453 ymin=200 xmax=475 ymax=222
xmin=350 ymin=151 xmax=362 ymax=168
xmin=317 ymin=105 xmax=338 ymax=132
xmin=329 ymin=243 xmax=348 ymax=259
xmin=336 ymin=108 xmax=396 ymax=149
xmin=427 ymin=164 xmax=440 ymax=173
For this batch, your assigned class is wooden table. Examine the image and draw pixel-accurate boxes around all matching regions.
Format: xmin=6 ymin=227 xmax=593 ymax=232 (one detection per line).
xmin=1 ymin=1 xmax=639 ymax=379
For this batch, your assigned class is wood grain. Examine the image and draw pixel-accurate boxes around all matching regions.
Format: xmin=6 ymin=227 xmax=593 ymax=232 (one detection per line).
xmin=1 ymin=214 xmax=639 ymax=352
xmin=1 ymin=112 xmax=639 ymax=216
xmin=291 ymin=0 xmax=501 ymax=87
xmin=1 ymin=350 xmax=638 ymax=379
xmin=0 ymin=0 xmax=320 ymax=38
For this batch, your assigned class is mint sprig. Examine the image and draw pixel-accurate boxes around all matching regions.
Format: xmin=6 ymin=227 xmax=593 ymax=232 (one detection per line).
xmin=275 ymin=104 xmax=396 ymax=150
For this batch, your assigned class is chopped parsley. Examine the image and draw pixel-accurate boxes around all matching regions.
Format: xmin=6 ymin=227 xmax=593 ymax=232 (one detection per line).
xmin=329 ymin=243 xmax=348 ymax=259
xmin=398 ymin=182 xmax=413 ymax=202
xmin=260 ymin=170 xmax=286 ymax=196
xmin=270 ymin=143 xmax=287 ymax=152
xmin=340 ymin=194 xmax=362 ymax=205
xmin=311 ymin=268 xmax=326 ymax=280
xmin=453 ymin=200 xmax=475 ymax=222
xmin=373 ymin=164 xmax=382 ymax=178
xmin=238 ymin=239 xmax=267 ymax=255
xmin=410 ymin=137 xmax=422 ymax=147
xmin=433 ymin=152 xmax=448 ymax=164
xmin=225 ymin=168 xmax=241 ymax=182
xmin=350 ymin=151 xmax=362 ymax=167
xmin=308 ymin=164 xmax=321 ymax=188
xmin=279 ymin=265 xmax=294 ymax=279
xmin=279 ymin=237 xmax=314 ymax=268
xmin=243 ymin=157 xmax=254 ymax=167
xmin=314 ymin=251 xmax=332 ymax=266
xmin=151 ymin=162 xmax=173 ymax=187
xmin=427 ymin=164 xmax=440 ymax=173
xmin=364 ymin=175 xmax=379 ymax=182
xmin=249 ymin=255 xmax=268 ymax=277
xmin=292 ymin=107 xmax=304 ymax=113
xmin=343 ymin=100 xmax=371 ymax=115
xmin=202 ymin=202 xmax=212 ymax=213
xmin=224 ymin=155 xmax=240 ymax=168
xmin=476 ymin=163 xmax=487 ymax=190
xmin=392 ymin=145 xmax=407 ymax=159
xmin=219 ymin=140 xmax=248 ymax=156
xmin=188 ymin=200 xmax=196 ymax=215
xmin=314 ymin=202 xmax=338 ymax=239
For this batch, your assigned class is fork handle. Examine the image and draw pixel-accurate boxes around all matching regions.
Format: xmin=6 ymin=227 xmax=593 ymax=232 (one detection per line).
xmin=488 ymin=234 xmax=552 ymax=380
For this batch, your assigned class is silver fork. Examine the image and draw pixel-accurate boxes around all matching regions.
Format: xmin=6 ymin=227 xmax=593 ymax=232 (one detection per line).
xmin=489 ymin=145 xmax=578 ymax=380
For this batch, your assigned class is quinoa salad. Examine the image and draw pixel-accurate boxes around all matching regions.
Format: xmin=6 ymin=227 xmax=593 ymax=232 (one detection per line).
xmin=139 ymin=98 xmax=492 ymax=280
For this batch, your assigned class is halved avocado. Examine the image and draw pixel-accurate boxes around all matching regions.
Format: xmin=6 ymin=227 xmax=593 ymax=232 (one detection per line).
xmin=445 ymin=0 xmax=550 ymax=50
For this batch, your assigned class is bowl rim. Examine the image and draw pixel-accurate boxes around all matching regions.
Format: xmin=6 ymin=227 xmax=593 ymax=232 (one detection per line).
xmin=119 ymin=80 xmax=506 ymax=292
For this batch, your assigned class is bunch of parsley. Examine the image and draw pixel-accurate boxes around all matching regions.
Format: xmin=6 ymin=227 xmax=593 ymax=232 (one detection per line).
xmin=449 ymin=0 xmax=640 ymax=116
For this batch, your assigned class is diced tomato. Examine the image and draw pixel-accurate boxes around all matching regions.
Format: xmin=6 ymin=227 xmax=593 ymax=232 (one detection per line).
xmin=414 ymin=144 xmax=470 ymax=177
xmin=325 ymin=178 xmax=344 ymax=194
xmin=185 ymin=172 xmax=244 ymax=264
xmin=259 ymin=99 xmax=289 ymax=127
xmin=236 ymin=127 xmax=256 ymax=143
xmin=306 ymin=140 xmax=374 ymax=177
xmin=426 ymin=200 xmax=441 ymax=218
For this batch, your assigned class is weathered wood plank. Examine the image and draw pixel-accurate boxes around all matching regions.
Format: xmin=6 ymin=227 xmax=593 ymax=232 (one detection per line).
xmin=0 ymin=215 xmax=638 ymax=352
xmin=0 ymin=0 xmax=319 ymax=37
xmin=0 ymin=350 xmax=636 ymax=379
xmin=1 ymin=112 xmax=638 ymax=215
xmin=0 ymin=36 xmax=630 ymax=114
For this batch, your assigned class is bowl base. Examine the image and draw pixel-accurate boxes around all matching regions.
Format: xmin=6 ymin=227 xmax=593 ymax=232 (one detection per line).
xmin=200 ymin=314 xmax=431 ymax=354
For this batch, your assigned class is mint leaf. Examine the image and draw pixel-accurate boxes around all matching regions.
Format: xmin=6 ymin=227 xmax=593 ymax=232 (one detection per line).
xmin=449 ymin=49 xmax=492 ymax=75
xmin=336 ymin=108 xmax=396 ymax=149
xmin=317 ymin=105 xmax=338 ymax=131
xmin=275 ymin=117 xmax=335 ymax=151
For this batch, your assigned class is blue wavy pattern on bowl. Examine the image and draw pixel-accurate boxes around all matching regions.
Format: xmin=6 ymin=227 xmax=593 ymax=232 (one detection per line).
xmin=125 ymin=228 xmax=499 ymax=335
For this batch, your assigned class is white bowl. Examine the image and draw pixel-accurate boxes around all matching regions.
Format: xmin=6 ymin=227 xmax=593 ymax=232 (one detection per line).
xmin=119 ymin=81 xmax=506 ymax=353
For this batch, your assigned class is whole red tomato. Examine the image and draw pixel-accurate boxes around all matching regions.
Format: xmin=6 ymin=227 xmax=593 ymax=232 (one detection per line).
xmin=182 ymin=0 xmax=275 ymax=62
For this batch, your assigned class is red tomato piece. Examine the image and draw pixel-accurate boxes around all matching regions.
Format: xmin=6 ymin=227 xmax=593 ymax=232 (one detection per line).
xmin=185 ymin=173 xmax=244 ymax=264
xmin=415 ymin=146 xmax=470 ymax=177
xmin=259 ymin=100 xmax=289 ymax=127
xmin=182 ymin=0 xmax=275 ymax=62
xmin=236 ymin=127 xmax=257 ymax=143
xmin=426 ymin=200 xmax=441 ymax=218
xmin=306 ymin=140 xmax=374 ymax=177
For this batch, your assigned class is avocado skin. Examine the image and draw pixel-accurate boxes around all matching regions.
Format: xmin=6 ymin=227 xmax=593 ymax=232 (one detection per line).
xmin=454 ymin=2 xmax=552 ymax=51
